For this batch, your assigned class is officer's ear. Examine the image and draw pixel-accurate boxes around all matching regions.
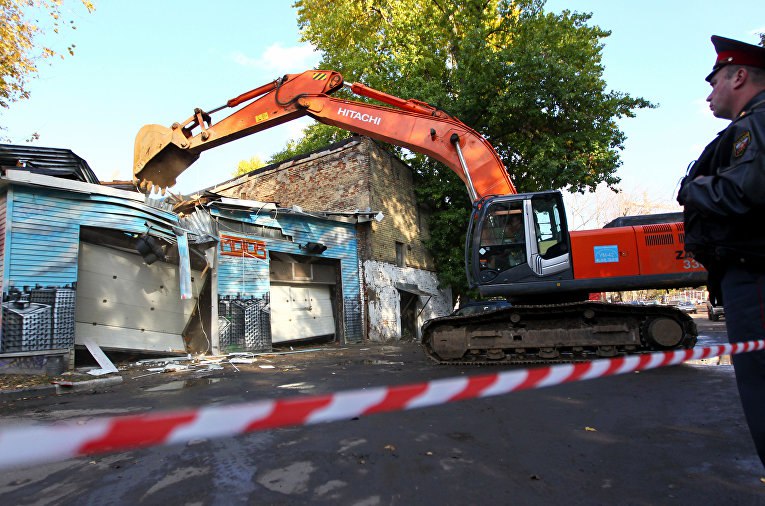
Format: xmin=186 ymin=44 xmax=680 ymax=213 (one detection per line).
xmin=731 ymin=67 xmax=748 ymax=89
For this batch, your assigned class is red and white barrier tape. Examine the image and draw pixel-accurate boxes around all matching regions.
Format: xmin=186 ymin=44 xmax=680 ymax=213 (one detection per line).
xmin=0 ymin=340 xmax=763 ymax=470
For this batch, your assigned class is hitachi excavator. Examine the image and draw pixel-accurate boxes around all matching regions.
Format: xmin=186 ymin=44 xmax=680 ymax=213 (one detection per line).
xmin=133 ymin=69 xmax=706 ymax=364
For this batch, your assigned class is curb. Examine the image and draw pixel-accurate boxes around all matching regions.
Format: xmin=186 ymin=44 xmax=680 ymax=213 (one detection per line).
xmin=0 ymin=376 xmax=124 ymax=401
xmin=54 ymin=376 xmax=123 ymax=394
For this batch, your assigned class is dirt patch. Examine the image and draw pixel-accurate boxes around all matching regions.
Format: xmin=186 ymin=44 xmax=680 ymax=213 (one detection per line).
xmin=0 ymin=372 xmax=99 ymax=391
xmin=0 ymin=374 xmax=60 ymax=391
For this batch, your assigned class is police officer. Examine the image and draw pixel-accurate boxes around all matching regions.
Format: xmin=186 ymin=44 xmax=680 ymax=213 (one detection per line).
xmin=677 ymin=35 xmax=765 ymax=469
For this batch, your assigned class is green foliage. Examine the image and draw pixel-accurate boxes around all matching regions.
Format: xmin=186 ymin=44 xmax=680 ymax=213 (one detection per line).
xmin=234 ymin=155 xmax=265 ymax=176
xmin=290 ymin=0 xmax=653 ymax=297
xmin=0 ymin=0 xmax=95 ymax=109
xmin=267 ymin=123 xmax=354 ymax=164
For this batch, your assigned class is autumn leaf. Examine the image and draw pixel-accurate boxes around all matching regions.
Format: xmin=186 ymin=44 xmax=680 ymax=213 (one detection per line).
xmin=0 ymin=1 xmax=95 ymax=110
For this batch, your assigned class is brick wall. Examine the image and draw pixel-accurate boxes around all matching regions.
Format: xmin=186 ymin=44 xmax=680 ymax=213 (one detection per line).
xmin=213 ymin=140 xmax=371 ymax=212
xmin=210 ymin=137 xmax=435 ymax=271
xmin=366 ymin=143 xmax=433 ymax=270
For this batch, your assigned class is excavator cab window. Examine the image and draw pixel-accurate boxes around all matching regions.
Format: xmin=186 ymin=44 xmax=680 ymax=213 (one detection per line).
xmin=532 ymin=196 xmax=567 ymax=259
xmin=469 ymin=192 xmax=571 ymax=286
xmin=477 ymin=201 xmax=527 ymax=273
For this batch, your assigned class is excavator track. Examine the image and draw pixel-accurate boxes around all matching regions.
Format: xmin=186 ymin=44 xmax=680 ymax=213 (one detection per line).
xmin=421 ymin=301 xmax=697 ymax=365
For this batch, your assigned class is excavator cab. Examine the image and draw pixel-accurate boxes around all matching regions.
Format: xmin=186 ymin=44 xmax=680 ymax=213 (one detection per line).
xmin=468 ymin=191 xmax=573 ymax=299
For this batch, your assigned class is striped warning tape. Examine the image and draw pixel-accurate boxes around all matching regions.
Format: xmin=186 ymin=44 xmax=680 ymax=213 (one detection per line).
xmin=0 ymin=340 xmax=763 ymax=470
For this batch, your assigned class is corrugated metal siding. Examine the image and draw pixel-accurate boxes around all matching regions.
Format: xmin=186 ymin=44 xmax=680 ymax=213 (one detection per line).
xmin=6 ymin=187 xmax=178 ymax=289
xmin=0 ymin=191 xmax=5 ymax=337
xmin=217 ymin=239 xmax=270 ymax=298
xmin=0 ymin=143 xmax=100 ymax=184
xmin=260 ymin=214 xmax=359 ymax=299
xmin=0 ymin=191 xmax=6 ymax=292
xmin=215 ymin=211 xmax=362 ymax=344
xmin=215 ymin=211 xmax=360 ymax=300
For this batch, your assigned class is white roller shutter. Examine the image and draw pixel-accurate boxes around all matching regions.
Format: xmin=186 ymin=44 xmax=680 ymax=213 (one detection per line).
xmin=75 ymin=242 xmax=202 ymax=353
xmin=270 ymin=284 xmax=335 ymax=343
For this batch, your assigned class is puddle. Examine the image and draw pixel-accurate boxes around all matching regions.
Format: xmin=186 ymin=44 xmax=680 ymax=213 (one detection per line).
xmin=684 ymin=355 xmax=732 ymax=366
xmin=361 ymin=359 xmax=405 ymax=366
xmin=278 ymin=382 xmax=315 ymax=391
xmin=143 ymin=377 xmax=226 ymax=392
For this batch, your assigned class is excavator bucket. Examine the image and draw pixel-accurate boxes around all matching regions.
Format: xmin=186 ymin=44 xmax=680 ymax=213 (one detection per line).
xmin=133 ymin=124 xmax=199 ymax=193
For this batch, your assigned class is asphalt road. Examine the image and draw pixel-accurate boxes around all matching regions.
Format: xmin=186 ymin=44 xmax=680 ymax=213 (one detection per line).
xmin=0 ymin=314 xmax=763 ymax=505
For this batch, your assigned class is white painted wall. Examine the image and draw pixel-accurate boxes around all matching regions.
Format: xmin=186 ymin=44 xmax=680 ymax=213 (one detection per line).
xmin=363 ymin=260 xmax=452 ymax=342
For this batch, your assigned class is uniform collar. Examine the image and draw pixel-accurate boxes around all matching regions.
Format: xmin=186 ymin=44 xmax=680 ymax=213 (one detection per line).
xmin=729 ymin=89 xmax=765 ymax=126
xmin=738 ymin=89 xmax=765 ymax=117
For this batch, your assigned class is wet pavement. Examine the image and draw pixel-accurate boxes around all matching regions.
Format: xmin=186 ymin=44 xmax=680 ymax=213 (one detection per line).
xmin=0 ymin=314 xmax=763 ymax=505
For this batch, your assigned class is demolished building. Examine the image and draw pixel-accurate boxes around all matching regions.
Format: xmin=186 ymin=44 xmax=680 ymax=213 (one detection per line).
xmin=0 ymin=144 xmax=208 ymax=373
xmin=0 ymin=137 xmax=454 ymax=373
xmin=207 ymin=136 xmax=453 ymax=341
xmin=0 ymin=144 xmax=371 ymax=373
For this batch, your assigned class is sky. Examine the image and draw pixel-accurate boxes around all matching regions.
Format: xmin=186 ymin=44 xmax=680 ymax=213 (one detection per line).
xmin=2 ymin=0 xmax=764 ymax=218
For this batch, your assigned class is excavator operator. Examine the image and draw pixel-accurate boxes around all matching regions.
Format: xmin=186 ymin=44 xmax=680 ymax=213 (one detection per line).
xmin=480 ymin=208 xmax=526 ymax=271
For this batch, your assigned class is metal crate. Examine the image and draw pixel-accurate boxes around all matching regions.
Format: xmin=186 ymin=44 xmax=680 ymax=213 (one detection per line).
xmin=218 ymin=297 xmax=232 ymax=318
xmin=1 ymin=302 xmax=52 ymax=353
xmin=218 ymin=316 xmax=234 ymax=350
xmin=344 ymin=296 xmax=364 ymax=343
xmin=30 ymin=287 xmax=76 ymax=348
xmin=229 ymin=297 xmax=271 ymax=353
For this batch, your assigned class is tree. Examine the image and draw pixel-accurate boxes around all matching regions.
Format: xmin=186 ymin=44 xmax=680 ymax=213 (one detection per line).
xmin=234 ymin=155 xmax=265 ymax=176
xmin=289 ymin=0 xmax=653 ymax=297
xmin=268 ymin=125 xmax=353 ymax=164
xmin=1 ymin=0 xmax=95 ymax=110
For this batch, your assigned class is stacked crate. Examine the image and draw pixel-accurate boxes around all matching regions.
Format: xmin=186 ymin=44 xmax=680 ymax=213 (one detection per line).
xmin=218 ymin=297 xmax=232 ymax=319
xmin=30 ymin=287 xmax=76 ymax=349
xmin=230 ymin=297 xmax=271 ymax=352
xmin=1 ymin=301 xmax=52 ymax=352
xmin=217 ymin=316 xmax=232 ymax=350
xmin=344 ymin=296 xmax=364 ymax=343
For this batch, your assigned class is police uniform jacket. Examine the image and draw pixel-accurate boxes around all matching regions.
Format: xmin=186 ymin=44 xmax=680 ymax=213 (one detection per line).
xmin=678 ymin=90 xmax=765 ymax=272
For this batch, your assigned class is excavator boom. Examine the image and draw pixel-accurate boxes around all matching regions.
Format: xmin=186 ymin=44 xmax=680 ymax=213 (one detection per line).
xmin=133 ymin=70 xmax=515 ymax=198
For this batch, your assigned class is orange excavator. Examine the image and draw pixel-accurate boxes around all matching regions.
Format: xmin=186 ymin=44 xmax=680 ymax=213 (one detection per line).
xmin=134 ymin=70 xmax=706 ymax=364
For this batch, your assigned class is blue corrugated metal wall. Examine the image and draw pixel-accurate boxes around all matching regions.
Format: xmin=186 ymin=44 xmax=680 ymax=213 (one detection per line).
xmin=213 ymin=209 xmax=359 ymax=300
xmin=1 ymin=184 xmax=181 ymax=354
xmin=213 ymin=208 xmax=362 ymax=345
xmin=5 ymin=186 xmax=178 ymax=290
xmin=278 ymin=216 xmax=360 ymax=302
xmin=217 ymin=236 xmax=270 ymax=298
xmin=0 ymin=191 xmax=6 ymax=294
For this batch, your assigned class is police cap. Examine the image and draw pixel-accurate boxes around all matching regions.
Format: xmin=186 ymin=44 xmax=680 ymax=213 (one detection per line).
xmin=706 ymin=35 xmax=765 ymax=82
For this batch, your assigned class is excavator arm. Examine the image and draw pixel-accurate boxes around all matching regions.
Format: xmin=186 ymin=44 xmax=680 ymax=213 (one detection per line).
xmin=133 ymin=70 xmax=515 ymax=198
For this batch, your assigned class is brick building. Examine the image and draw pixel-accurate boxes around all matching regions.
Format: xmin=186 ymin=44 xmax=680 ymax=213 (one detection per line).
xmin=207 ymin=136 xmax=452 ymax=341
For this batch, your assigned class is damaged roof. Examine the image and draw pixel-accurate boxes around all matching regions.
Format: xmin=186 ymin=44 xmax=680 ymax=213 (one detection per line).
xmin=170 ymin=192 xmax=382 ymax=224
xmin=0 ymin=143 xmax=100 ymax=185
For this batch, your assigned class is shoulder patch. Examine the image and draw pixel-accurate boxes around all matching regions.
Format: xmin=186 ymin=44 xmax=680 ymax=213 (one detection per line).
xmin=734 ymin=130 xmax=751 ymax=158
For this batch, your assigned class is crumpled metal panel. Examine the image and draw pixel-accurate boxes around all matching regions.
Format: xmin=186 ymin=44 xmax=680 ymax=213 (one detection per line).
xmin=0 ymin=143 xmax=100 ymax=184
